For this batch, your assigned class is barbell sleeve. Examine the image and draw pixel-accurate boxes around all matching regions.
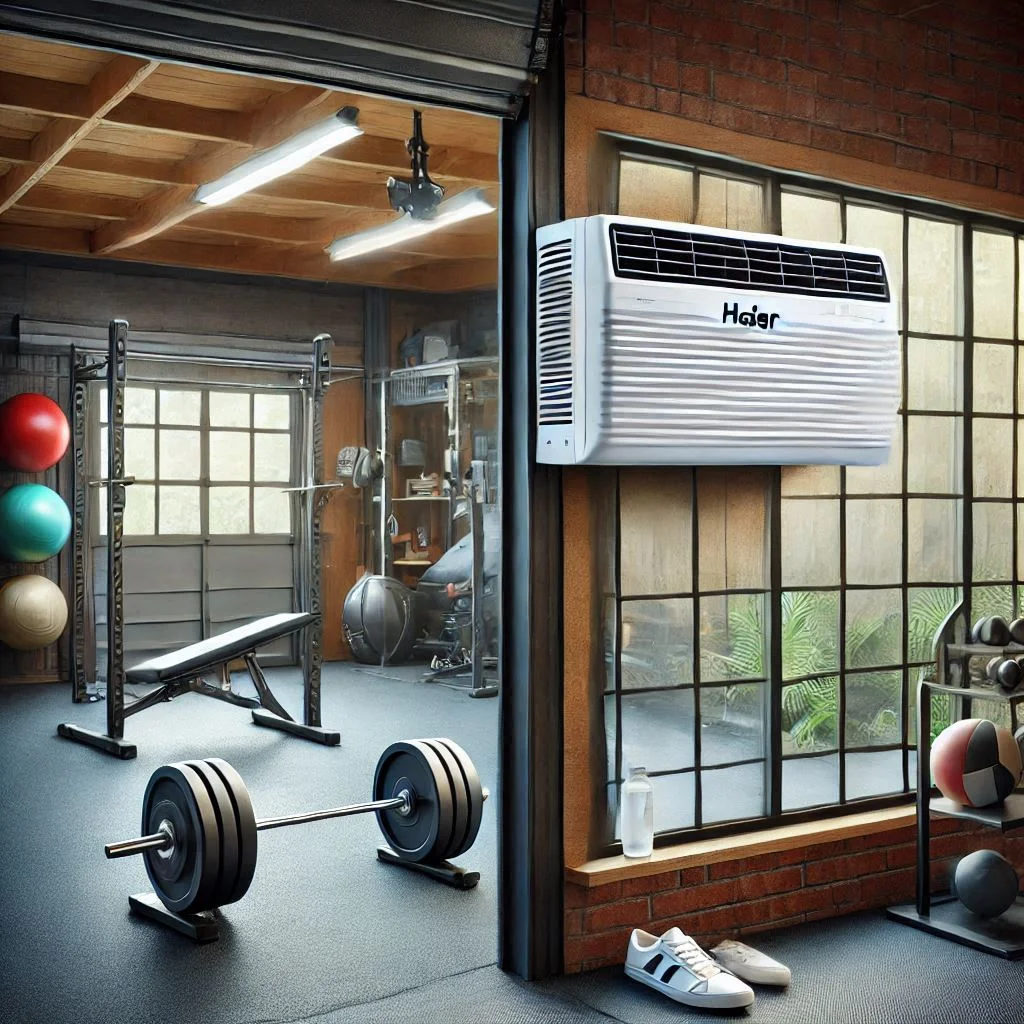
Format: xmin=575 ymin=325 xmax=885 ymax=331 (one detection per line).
xmin=106 ymin=830 xmax=173 ymax=859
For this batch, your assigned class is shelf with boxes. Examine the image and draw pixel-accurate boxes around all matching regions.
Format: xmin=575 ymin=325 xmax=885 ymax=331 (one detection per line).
xmin=887 ymin=604 xmax=1024 ymax=958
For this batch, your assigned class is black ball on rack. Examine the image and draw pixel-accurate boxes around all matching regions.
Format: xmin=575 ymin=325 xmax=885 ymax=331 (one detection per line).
xmin=1009 ymin=618 xmax=1024 ymax=645
xmin=974 ymin=616 xmax=1011 ymax=647
xmin=995 ymin=658 xmax=1022 ymax=693
xmin=952 ymin=850 xmax=1019 ymax=918
xmin=986 ymin=656 xmax=1004 ymax=681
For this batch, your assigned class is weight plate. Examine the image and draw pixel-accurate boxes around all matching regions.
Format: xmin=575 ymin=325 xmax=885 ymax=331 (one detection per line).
xmin=432 ymin=738 xmax=484 ymax=858
xmin=204 ymin=758 xmax=258 ymax=906
xmin=185 ymin=760 xmax=240 ymax=910
xmin=141 ymin=763 xmax=220 ymax=914
xmin=422 ymin=739 xmax=469 ymax=862
xmin=373 ymin=740 xmax=453 ymax=863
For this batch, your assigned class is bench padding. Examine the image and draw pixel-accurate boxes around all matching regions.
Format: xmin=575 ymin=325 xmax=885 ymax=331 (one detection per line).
xmin=126 ymin=612 xmax=314 ymax=684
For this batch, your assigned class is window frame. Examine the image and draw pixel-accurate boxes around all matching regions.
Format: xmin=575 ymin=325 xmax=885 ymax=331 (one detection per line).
xmin=601 ymin=136 xmax=1024 ymax=853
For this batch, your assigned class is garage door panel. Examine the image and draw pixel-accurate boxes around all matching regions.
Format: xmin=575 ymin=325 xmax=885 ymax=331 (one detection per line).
xmin=207 ymin=544 xmax=293 ymax=590
xmin=207 ymin=586 xmax=293 ymax=624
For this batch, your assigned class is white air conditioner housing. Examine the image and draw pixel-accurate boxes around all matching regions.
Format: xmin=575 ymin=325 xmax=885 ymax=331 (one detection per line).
xmin=536 ymin=215 xmax=900 ymax=466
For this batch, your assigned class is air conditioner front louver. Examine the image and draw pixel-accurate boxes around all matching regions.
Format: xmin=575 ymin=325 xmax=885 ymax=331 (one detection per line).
xmin=536 ymin=238 xmax=574 ymax=426
xmin=610 ymin=224 xmax=889 ymax=301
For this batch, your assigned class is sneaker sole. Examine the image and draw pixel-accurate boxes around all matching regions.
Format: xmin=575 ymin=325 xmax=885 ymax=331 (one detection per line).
xmin=624 ymin=964 xmax=755 ymax=1008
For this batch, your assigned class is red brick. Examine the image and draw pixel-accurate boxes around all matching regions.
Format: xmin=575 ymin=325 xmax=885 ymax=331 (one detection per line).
xmin=876 ymin=61 xmax=904 ymax=89
xmin=997 ymin=167 xmax=1019 ymax=192
xmin=814 ymin=96 xmax=847 ymax=126
xmin=736 ymin=866 xmax=803 ymax=899
xmin=652 ymin=877 xmax=740 ymax=919
xmin=676 ymin=93 xmax=712 ymax=122
xmin=886 ymin=844 xmax=918 ymax=870
xmin=970 ymin=162 xmax=999 ymax=189
xmin=614 ymin=22 xmax=652 ymax=51
xmin=565 ymin=883 xmax=588 ymax=909
xmin=841 ymin=133 xmax=896 ymax=163
xmin=566 ymin=68 xmax=584 ymax=95
xmin=709 ymin=849 xmax=802 ymax=880
xmin=565 ymin=38 xmax=583 ymax=69
xmin=585 ymin=42 xmax=619 ymax=74
xmin=585 ymin=897 xmax=651 ymax=931
xmin=649 ymin=30 xmax=677 ymax=57
xmin=842 ymin=52 xmax=878 ymax=81
xmin=613 ymin=0 xmax=648 ymax=22
xmin=843 ymin=105 xmax=877 ymax=133
xmin=840 ymin=28 xmax=867 ymax=54
xmin=680 ymin=64 xmax=711 ymax=95
xmin=617 ymin=48 xmax=653 ymax=81
xmin=787 ymin=65 xmax=817 ymax=91
xmin=839 ymin=76 xmax=876 ymax=106
xmin=766 ymin=886 xmax=833 ymax=918
xmin=621 ymin=869 xmax=681 ymax=896
xmin=840 ymin=4 xmax=882 ymax=34
xmin=565 ymin=909 xmax=584 ymax=935
xmin=808 ymin=21 xmax=841 ymax=49
xmin=649 ymin=5 xmax=690 ymax=34
xmin=859 ymin=868 xmax=915 ymax=904
xmin=710 ymin=101 xmax=759 ymax=133
xmin=651 ymin=56 xmax=679 ymax=88
xmin=572 ymin=928 xmax=632 ymax=963
xmin=949 ymin=104 xmax=974 ymax=130
xmin=876 ymin=110 xmax=900 ymax=138
xmin=586 ymin=15 xmax=614 ymax=45
xmin=585 ymin=880 xmax=623 ymax=906
xmin=772 ymin=119 xmax=813 ymax=145
xmin=926 ymin=48 xmax=952 ymax=77
xmin=830 ymin=878 xmax=863 ymax=906
xmin=680 ymin=866 xmax=707 ymax=887
xmin=806 ymin=850 xmax=887 ymax=884
xmin=926 ymin=76 xmax=976 ymax=107
xmin=726 ymin=48 xmax=787 ymax=82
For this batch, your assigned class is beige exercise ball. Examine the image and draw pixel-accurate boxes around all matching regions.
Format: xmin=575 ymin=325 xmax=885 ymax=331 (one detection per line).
xmin=0 ymin=574 xmax=68 ymax=651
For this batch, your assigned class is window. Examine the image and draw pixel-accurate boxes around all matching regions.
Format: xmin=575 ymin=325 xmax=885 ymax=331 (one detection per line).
xmin=602 ymin=147 xmax=1023 ymax=848
xmin=98 ymin=385 xmax=294 ymax=536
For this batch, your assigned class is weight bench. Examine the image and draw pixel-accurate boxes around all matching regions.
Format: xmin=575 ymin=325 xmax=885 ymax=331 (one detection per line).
xmin=58 ymin=612 xmax=340 ymax=759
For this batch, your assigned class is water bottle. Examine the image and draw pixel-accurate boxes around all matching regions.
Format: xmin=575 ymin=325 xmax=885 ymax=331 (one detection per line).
xmin=621 ymin=766 xmax=654 ymax=858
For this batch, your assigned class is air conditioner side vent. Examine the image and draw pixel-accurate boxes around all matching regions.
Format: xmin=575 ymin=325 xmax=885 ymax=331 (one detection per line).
xmin=536 ymin=238 xmax=574 ymax=427
xmin=609 ymin=223 xmax=889 ymax=302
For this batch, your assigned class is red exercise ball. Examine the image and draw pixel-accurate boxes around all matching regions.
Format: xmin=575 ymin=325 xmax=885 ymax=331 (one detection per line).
xmin=0 ymin=393 xmax=70 ymax=472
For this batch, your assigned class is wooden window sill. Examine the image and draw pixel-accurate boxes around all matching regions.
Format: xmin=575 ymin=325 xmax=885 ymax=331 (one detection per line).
xmin=566 ymin=805 xmax=916 ymax=886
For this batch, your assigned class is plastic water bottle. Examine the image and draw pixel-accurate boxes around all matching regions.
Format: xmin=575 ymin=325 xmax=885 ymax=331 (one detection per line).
xmin=621 ymin=766 xmax=654 ymax=858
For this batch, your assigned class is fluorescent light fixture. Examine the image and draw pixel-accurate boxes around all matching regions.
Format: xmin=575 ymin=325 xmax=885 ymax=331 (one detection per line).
xmin=326 ymin=187 xmax=495 ymax=262
xmin=195 ymin=108 xmax=362 ymax=207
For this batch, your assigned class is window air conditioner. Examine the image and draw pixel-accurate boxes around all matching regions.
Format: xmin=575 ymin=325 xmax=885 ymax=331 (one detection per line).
xmin=536 ymin=216 xmax=900 ymax=466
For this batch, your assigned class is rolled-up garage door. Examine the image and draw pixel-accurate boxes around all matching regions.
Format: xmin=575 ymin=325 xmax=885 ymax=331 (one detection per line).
xmin=0 ymin=0 xmax=552 ymax=116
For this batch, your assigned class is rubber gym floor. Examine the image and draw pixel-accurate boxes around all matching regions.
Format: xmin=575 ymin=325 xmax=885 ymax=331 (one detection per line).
xmin=2 ymin=665 xmax=1023 ymax=1024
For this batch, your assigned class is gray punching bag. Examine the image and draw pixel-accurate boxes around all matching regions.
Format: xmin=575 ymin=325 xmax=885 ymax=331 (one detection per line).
xmin=342 ymin=575 xmax=418 ymax=665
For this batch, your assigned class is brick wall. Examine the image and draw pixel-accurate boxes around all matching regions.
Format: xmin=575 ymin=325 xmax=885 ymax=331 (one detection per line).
xmin=563 ymin=0 xmax=1024 ymax=195
xmin=565 ymin=819 xmax=1024 ymax=973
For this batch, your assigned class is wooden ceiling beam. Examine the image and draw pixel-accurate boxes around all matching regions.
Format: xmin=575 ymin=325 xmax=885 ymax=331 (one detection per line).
xmin=0 ymin=56 xmax=158 ymax=215
xmin=91 ymin=86 xmax=339 ymax=255
xmin=318 ymin=134 xmax=498 ymax=183
xmin=0 ymin=73 xmax=89 ymax=120
xmin=15 ymin=184 xmax=135 ymax=219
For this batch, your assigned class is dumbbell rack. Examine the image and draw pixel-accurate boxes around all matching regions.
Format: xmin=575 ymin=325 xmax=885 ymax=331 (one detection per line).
xmin=887 ymin=603 xmax=1024 ymax=958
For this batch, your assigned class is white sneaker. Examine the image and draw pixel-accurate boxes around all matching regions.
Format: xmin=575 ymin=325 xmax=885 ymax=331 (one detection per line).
xmin=710 ymin=939 xmax=792 ymax=986
xmin=624 ymin=927 xmax=755 ymax=1009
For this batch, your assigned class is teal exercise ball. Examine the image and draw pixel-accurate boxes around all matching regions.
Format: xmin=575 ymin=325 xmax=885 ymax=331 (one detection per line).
xmin=0 ymin=483 xmax=72 ymax=563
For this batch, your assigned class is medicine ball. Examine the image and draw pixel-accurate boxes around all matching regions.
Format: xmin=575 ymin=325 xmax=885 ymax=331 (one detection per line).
xmin=0 ymin=574 xmax=68 ymax=650
xmin=931 ymin=718 xmax=1022 ymax=808
xmin=0 ymin=483 xmax=72 ymax=563
xmin=0 ymin=393 xmax=70 ymax=472
xmin=342 ymin=574 xmax=418 ymax=665
xmin=952 ymin=849 xmax=1019 ymax=918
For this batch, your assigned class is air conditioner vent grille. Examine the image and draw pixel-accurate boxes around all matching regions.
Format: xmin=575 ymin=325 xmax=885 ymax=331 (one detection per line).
xmin=537 ymin=238 xmax=574 ymax=426
xmin=610 ymin=224 xmax=889 ymax=301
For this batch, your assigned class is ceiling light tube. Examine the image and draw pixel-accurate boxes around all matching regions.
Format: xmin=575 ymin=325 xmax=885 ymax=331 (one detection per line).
xmin=326 ymin=187 xmax=495 ymax=262
xmin=195 ymin=107 xmax=362 ymax=207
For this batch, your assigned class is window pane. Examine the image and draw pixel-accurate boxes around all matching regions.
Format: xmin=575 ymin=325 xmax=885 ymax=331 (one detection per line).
xmin=782 ymin=753 xmax=838 ymax=810
xmin=209 ymin=431 xmax=251 ymax=482
xmin=159 ymin=486 xmax=200 ymax=534
xmin=253 ymin=486 xmax=291 ymax=533
xmin=846 ymin=499 xmax=901 ymax=586
xmin=973 ymin=502 xmax=1013 ymax=581
xmin=604 ymin=694 xmax=617 ymax=787
xmin=846 ymin=749 xmax=905 ymax=799
xmin=122 ymin=483 xmax=155 ymax=535
xmin=124 ymin=427 xmax=155 ymax=479
xmin=908 ymin=586 xmax=962 ymax=662
xmin=780 ymin=191 xmax=842 ymax=242
xmin=973 ymin=343 xmax=1014 ymax=413
xmin=1020 ymin=239 xmax=1024 ymax=341
xmin=253 ymin=393 xmax=291 ymax=430
xmin=846 ymin=205 xmax=904 ymax=328
xmin=908 ymin=217 xmax=962 ymax=335
xmin=124 ymin=386 xmax=155 ymax=424
xmin=159 ymin=429 xmax=200 ymax=480
xmin=620 ymin=468 xmax=692 ymax=596
xmin=650 ymin=772 xmax=695 ymax=834
xmin=907 ymin=499 xmax=961 ymax=582
xmin=971 ymin=584 xmax=1014 ymax=626
xmin=696 ymin=173 xmax=765 ymax=231
xmin=974 ymin=418 xmax=1012 ymax=498
xmin=701 ymin=762 xmax=766 ymax=824
xmin=973 ymin=230 xmax=1014 ymax=339
xmin=847 ymin=416 xmax=903 ymax=494
xmin=783 ymin=677 xmax=839 ymax=751
xmin=781 ymin=464 xmax=840 ymax=496
xmin=781 ymin=499 xmax=839 ymax=587
xmin=98 ymin=385 xmax=107 ymax=423
xmin=847 ymin=588 xmax=901 ymax=668
xmin=159 ymin=390 xmax=200 ymax=426
xmin=209 ymin=486 xmax=250 ymax=534
xmin=907 ymin=337 xmax=962 ymax=411
xmin=621 ymin=598 xmax=693 ymax=689
xmin=697 ymin=468 xmax=768 ymax=591
xmin=907 ymin=416 xmax=961 ymax=494
xmin=700 ymin=683 xmax=766 ymax=764
xmin=621 ymin=689 xmax=695 ymax=774
xmin=782 ymin=591 xmax=838 ymax=679
xmin=845 ymin=671 xmax=902 ymax=748
xmin=700 ymin=593 xmax=767 ymax=682
xmin=209 ymin=391 xmax=250 ymax=428
xmin=619 ymin=160 xmax=694 ymax=222
xmin=253 ymin=432 xmax=291 ymax=482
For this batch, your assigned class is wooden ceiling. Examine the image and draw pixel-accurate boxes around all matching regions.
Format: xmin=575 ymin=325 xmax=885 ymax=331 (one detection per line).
xmin=0 ymin=34 xmax=500 ymax=292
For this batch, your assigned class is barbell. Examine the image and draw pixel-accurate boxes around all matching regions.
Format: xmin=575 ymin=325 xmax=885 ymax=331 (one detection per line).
xmin=105 ymin=737 xmax=486 ymax=916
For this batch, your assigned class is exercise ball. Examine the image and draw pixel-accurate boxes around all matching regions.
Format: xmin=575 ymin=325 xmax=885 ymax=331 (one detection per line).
xmin=0 ymin=484 xmax=72 ymax=563
xmin=342 ymin=574 xmax=418 ymax=665
xmin=0 ymin=574 xmax=68 ymax=650
xmin=931 ymin=718 xmax=1022 ymax=807
xmin=952 ymin=849 xmax=1019 ymax=918
xmin=0 ymin=393 xmax=70 ymax=472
